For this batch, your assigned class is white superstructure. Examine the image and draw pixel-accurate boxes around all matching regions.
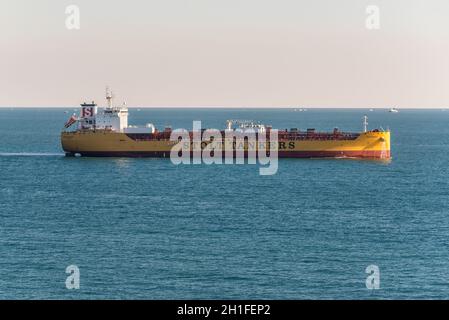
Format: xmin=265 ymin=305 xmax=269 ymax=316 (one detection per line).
xmin=76 ymin=88 xmax=155 ymax=133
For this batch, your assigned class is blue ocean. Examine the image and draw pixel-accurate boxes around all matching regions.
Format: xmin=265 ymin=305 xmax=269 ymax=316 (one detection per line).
xmin=1 ymin=108 xmax=449 ymax=299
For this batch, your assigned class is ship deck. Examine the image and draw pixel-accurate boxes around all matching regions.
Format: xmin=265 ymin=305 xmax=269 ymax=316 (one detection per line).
xmin=123 ymin=130 xmax=361 ymax=142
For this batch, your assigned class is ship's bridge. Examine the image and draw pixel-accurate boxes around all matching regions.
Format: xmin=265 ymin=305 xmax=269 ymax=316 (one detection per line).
xmin=94 ymin=106 xmax=128 ymax=132
xmin=78 ymin=88 xmax=129 ymax=132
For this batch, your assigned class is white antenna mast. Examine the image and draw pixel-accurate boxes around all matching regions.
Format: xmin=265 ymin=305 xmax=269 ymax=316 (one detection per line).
xmin=363 ymin=115 xmax=368 ymax=133
xmin=106 ymin=86 xmax=113 ymax=108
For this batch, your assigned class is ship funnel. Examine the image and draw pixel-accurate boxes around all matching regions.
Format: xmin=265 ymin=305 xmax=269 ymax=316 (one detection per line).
xmin=80 ymin=101 xmax=97 ymax=118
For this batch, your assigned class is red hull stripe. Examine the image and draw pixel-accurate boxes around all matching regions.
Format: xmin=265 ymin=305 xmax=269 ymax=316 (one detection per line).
xmin=67 ymin=150 xmax=390 ymax=159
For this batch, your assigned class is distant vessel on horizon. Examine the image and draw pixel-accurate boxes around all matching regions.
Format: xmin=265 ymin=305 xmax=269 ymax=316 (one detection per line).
xmin=389 ymin=108 xmax=399 ymax=113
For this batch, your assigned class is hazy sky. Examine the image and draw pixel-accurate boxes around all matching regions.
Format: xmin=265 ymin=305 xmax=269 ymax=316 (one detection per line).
xmin=1 ymin=0 xmax=448 ymax=107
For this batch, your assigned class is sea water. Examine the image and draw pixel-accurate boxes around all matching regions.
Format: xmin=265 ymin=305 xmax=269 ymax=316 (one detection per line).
xmin=0 ymin=108 xmax=449 ymax=299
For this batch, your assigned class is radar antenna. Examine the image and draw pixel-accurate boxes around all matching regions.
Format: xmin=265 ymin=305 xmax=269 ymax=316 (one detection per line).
xmin=363 ymin=115 xmax=368 ymax=132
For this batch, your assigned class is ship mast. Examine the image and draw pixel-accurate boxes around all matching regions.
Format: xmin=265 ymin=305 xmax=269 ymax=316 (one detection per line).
xmin=106 ymin=86 xmax=113 ymax=108
xmin=363 ymin=115 xmax=368 ymax=132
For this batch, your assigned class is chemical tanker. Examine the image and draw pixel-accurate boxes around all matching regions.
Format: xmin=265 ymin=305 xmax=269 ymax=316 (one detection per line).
xmin=61 ymin=90 xmax=391 ymax=159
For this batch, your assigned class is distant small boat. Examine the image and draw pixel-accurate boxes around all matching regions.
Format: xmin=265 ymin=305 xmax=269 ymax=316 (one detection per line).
xmin=389 ymin=108 xmax=399 ymax=113
xmin=369 ymin=108 xmax=374 ymax=112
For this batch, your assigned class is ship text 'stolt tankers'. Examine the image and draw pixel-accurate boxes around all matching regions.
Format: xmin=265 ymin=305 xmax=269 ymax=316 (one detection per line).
xmin=61 ymin=90 xmax=391 ymax=159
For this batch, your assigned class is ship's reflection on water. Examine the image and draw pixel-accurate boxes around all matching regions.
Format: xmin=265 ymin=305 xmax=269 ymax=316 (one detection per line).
xmin=113 ymin=158 xmax=132 ymax=169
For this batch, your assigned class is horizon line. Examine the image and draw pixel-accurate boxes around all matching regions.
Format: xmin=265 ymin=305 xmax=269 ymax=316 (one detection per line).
xmin=0 ymin=106 xmax=447 ymax=109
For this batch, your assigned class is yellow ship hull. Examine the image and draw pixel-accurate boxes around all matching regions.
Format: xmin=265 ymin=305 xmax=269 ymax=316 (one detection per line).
xmin=61 ymin=130 xmax=390 ymax=159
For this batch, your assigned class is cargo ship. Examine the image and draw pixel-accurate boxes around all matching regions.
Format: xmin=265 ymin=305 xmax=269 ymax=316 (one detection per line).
xmin=61 ymin=89 xmax=391 ymax=159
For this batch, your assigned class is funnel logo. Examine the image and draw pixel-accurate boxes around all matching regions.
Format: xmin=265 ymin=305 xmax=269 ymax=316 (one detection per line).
xmin=170 ymin=121 xmax=278 ymax=175
xmin=81 ymin=107 xmax=94 ymax=118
